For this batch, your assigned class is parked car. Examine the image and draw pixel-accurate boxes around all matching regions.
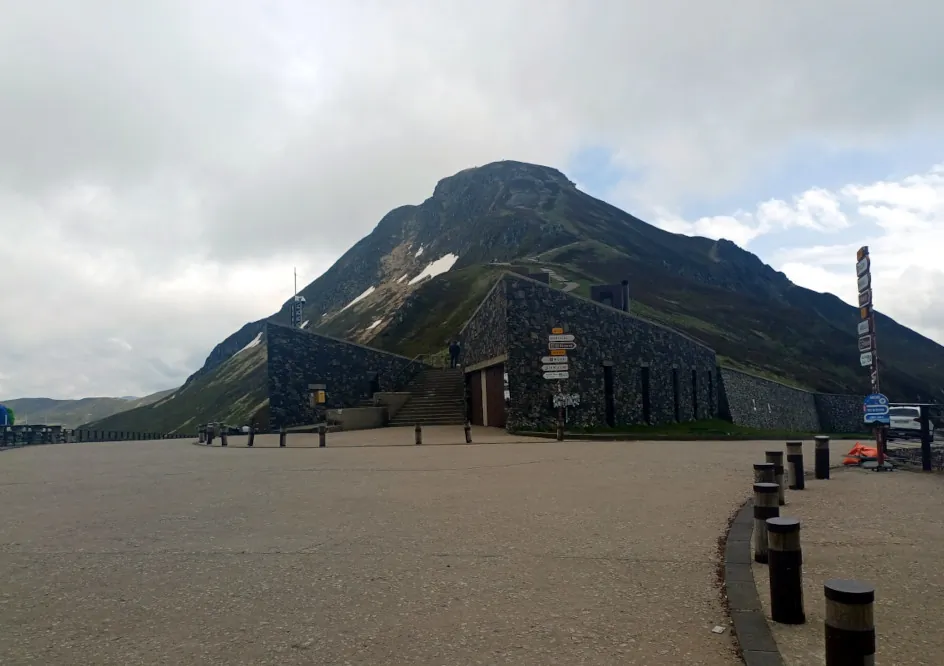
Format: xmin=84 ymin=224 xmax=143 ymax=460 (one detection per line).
xmin=888 ymin=406 xmax=935 ymax=440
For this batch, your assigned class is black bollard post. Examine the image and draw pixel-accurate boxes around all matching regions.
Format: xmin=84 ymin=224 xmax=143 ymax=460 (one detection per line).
xmin=247 ymin=426 xmax=255 ymax=447
xmin=415 ymin=424 xmax=422 ymax=446
xmin=754 ymin=462 xmax=776 ymax=484
xmin=220 ymin=430 xmax=228 ymax=447
xmin=825 ymin=579 xmax=875 ymax=665
xmin=464 ymin=421 xmax=472 ymax=444
xmin=279 ymin=426 xmax=286 ymax=448
xmin=753 ymin=482 xmax=780 ymax=564
xmin=198 ymin=430 xmax=206 ymax=444
xmin=318 ymin=423 xmax=326 ymax=448
xmin=815 ymin=435 xmax=830 ymax=480
xmin=786 ymin=441 xmax=805 ymax=490
xmin=766 ymin=450 xmax=786 ymax=506
xmin=767 ymin=517 xmax=805 ymax=624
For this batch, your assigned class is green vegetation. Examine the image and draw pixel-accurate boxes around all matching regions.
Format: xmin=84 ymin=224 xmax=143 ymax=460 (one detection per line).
xmin=520 ymin=418 xmax=869 ymax=440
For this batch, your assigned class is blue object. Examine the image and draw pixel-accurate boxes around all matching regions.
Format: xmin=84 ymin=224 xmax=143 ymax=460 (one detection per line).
xmin=863 ymin=393 xmax=890 ymax=425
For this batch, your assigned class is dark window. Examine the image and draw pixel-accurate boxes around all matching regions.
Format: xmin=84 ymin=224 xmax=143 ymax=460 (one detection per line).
xmin=672 ymin=369 xmax=681 ymax=422
xmin=641 ymin=367 xmax=651 ymax=424
xmin=603 ymin=365 xmax=615 ymax=427
xmin=691 ymin=369 xmax=698 ymax=420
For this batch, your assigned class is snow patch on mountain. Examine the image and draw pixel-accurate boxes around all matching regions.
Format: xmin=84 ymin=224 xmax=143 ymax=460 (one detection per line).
xmin=408 ymin=253 xmax=459 ymax=286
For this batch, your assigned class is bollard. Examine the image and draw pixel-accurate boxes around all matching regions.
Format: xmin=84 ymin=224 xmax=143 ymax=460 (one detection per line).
xmin=753 ymin=482 xmax=780 ymax=564
xmin=199 ymin=431 xmax=206 ymax=444
xmin=464 ymin=422 xmax=472 ymax=444
xmin=415 ymin=423 xmax=422 ymax=446
xmin=220 ymin=430 xmax=228 ymax=447
xmin=556 ymin=421 xmax=564 ymax=441
xmin=279 ymin=426 xmax=286 ymax=448
xmin=766 ymin=450 xmax=786 ymax=506
xmin=754 ymin=462 xmax=776 ymax=484
xmin=815 ymin=435 xmax=830 ymax=480
xmin=767 ymin=517 xmax=805 ymax=624
xmin=786 ymin=441 xmax=805 ymax=490
xmin=247 ymin=426 xmax=255 ymax=447
xmin=824 ymin=579 xmax=875 ymax=665
xmin=318 ymin=423 xmax=326 ymax=448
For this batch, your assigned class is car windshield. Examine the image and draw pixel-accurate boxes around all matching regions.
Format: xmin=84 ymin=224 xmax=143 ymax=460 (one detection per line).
xmin=889 ymin=407 xmax=919 ymax=418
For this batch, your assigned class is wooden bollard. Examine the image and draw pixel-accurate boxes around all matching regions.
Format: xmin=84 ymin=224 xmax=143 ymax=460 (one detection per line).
xmin=825 ymin=579 xmax=875 ymax=665
xmin=415 ymin=424 xmax=422 ymax=446
xmin=318 ymin=423 xmax=326 ymax=448
xmin=815 ymin=435 xmax=830 ymax=480
xmin=220 ymin=430 xmax=228 ymax=447
xmin=279 ymin=426 xmax=286 ymax=448
xmin=753 ymin=482 xmax=780 ymax=564
xmin=786 ymin=441 xmax=805 ymax=490
xmin=247 ymin=426 xmax=255 ymax=447
xmin=754 ymin=462 xmax=776 ymax=484
xmin=767 ymin=517 xmax=805 ymax=624
xmin=765 ymin=450 xmax=786 ymax=506
xmin=464 ymin=422 xmax=472 ymax=443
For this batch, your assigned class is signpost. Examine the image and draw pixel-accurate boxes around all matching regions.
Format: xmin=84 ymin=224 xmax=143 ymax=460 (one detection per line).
xmin=856 ymin=246 xmax=888 ymax=469
xmin=544 ymin=327 xmax=578 ymax=439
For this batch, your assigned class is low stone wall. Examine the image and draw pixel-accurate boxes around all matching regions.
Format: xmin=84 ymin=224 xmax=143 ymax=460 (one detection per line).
xmin=719 ymin=368 xmax=866 ymax=434
xmin=326 ymin=407 xmax=387 ymax=431
xmin=266 ymin=323 xmax=423 ymax=430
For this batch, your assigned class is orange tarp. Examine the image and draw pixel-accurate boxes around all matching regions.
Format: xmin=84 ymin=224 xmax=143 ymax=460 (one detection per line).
xmin=843 ymin=443 xmax=879 ymax=465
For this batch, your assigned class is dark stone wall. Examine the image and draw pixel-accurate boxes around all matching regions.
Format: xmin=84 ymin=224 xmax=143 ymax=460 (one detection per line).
xmin=458 ymin=278 xmax=508 ymax=367
xmin=814 ymin=393 xmax=865 ymax=434
xmin=498 ymin=275 xmax=718 ymax=431
xmin=266 ymin=323 xmax=421 ymax=429
xmin=719 ymin=368 xmax=821 ymax=432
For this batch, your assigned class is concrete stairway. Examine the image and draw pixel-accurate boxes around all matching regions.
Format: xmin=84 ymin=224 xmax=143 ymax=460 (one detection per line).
xmin=388 ymin=368 xmax=467 ymax=426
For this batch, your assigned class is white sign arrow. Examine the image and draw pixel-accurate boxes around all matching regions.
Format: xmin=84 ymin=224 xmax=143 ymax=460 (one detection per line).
xmin=548 ymin=334 xmax=575 ymax=342
xmin=542 ymin=364 xmax=569 ymax=372
xmin=541 ymin=355 xmax=566 ymax=364
xmin=543 ymin=371 xmax=569 ymax=380
xmin=858 ymin=334 xmax=873 ymax=352
xmin=857 ymin=273 xmax=871 ymax=293
xmin=857 ymin=319 xmax=871 ymax=336
xmin=856 ymin=256 xmax=870 ymax=277
xmin=860 ymin=351 xmax=873 ymax=367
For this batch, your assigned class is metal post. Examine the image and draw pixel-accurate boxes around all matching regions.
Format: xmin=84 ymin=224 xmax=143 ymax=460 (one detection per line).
xmin=318 ymin=423 xmax=326 ymax=448
xmin=815 ymin=435 xmax=830 ymax=479
xmin=765 ymin=450 xmax=786 ymax=505
xmin=825 ymin=579 xmax=875 ymax=665
xmin=767 ymin=517 xmax=805 ymax=624
xmin=279 ymin=426 xmax=286 ymax=448
xmin=220 ymin=430 xmax=228 ymax=447
xmin=199 ymin=430 xmax=206 ymax=444
xmin=415 ymin=424 xmax=422 ymax=446
xmin=464 ymin=422 xmax=472 ymax=444
xmin=786 ymin=441 xmax=805 ymax=490
xmin=753 ymin=482 xmax=780 ymax=564
xmin=754 ymin=462 xmax=776 ymax=484
xmin=919 ymin=405 xmax=933 ymax=472
xmin=247 ymin=426 xmax=255 ymax=447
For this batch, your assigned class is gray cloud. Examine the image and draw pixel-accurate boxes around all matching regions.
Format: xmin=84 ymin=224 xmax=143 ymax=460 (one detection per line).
xmin=2 ymin=0 xmax=943 ymax=397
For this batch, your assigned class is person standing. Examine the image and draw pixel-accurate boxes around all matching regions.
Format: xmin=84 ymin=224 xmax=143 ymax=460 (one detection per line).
xmin=449 ymin=341 xmax=461 ymax=368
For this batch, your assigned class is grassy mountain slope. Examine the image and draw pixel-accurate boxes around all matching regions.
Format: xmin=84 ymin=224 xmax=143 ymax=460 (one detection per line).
xmin=1 ymin=390 xmax=174 ymax=428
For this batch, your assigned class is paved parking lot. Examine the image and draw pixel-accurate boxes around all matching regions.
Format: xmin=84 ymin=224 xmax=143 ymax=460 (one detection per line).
xmin=0 ymin=431 xmax=847 ymax=665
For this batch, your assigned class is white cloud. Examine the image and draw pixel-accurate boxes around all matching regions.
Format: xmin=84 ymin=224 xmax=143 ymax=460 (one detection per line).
xmin=657 ymin=165 xmax=944 ymax=344
xmin=3 ymin=0 xmax=944 ymax=397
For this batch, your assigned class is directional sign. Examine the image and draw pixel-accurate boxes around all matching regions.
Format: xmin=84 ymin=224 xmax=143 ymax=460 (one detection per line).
xmin=541 ymin=356 xmax=566 ymax=364
xmin=858 ymin=334 xmax=873 ymax=352
xmin=860 ymin=351 xmax=873 ymax=367
xmin=857 ymin=273 xmax=871 ymax=293
xmin=857 ymin=319 xmax=871 ymax=336
xmin=549 ymin=349 xmax=567 ymax=357
xmin=548 ymin=341 xmax=577 ymax=350
xmin=863 ymin=393 xmax=890 ymax=425
xmin=857 ymin=245 xmax=869 ymax=261
xmin=542 ymin=364 xmax=569 ymax=372
xmin=859 ymin=306 xmax=870 ymax=320
xmin=858 ymin=290 xmax=872 ymax=308
xmin=543 ymin=371 xmax=569 ymax=380
xmin=548 ymin=334 xmax=575 ymax=342
xmin=856 ymin=256 xmax=870 ymax=277
xmin=551 ymin=327 xmax=564 ymax=335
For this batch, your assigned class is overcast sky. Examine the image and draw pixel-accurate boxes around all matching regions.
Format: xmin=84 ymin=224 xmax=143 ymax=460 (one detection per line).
xmin=2 ymin=1 xmax=943 ymax=399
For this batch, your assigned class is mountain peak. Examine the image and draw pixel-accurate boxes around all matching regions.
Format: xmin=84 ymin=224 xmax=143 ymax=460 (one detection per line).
xmin=431 ymin=160 xmax=575 ymax=200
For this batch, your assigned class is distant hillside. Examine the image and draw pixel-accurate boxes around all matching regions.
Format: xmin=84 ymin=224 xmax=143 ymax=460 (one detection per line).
xmin=1 ymin=389 xmax=175 ymax=428
xmin=94 ymin=159 xmax=944 ymax=432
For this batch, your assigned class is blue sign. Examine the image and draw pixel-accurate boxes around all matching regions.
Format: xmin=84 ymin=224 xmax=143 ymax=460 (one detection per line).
xmin=863 ymin=393 xmax=890 ymax=425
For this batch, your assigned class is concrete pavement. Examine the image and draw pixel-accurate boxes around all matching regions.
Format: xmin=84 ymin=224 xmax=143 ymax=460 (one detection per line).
xmin=0 ymin=432 xmax=847 ymax=665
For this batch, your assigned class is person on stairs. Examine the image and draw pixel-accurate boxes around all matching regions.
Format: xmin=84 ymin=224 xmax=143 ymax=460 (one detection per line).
xmin=449 ymin=340 xmax=461 ymax=368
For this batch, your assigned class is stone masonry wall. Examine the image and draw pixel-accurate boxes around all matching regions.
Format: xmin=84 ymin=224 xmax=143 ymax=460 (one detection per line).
xmin=814 ymin=393 xmax=866 ymax=434
xmin=458 ymin=278 xmax=508 ymax=367
xmin=500 ymin=275 xmax=718 ymax=431
xmin=266 ymin=323 xmax=422 ymax=429
xmin=719 ymin=368 xmax=821 ymax=432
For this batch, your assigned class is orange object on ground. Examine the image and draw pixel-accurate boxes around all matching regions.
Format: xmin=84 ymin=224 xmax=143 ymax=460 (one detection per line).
xmin=843 ymin=443 xmax=879 ymax=465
